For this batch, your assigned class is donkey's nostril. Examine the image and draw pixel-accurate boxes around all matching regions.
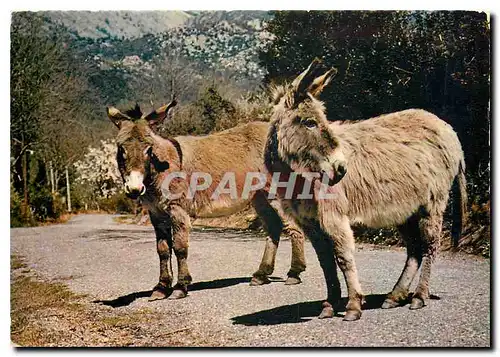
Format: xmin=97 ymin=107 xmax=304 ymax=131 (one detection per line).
xmin=337 ymin=163 xmax=347 ymax=178
xmin=331 ymin=162 xmax=347 ymax=185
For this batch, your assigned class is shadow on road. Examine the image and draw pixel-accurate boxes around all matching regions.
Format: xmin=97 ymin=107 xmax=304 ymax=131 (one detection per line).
xmin=231 ymin=293 xmax=442 ymax=326
xmin=231 ymin=294 xmax=388 ymax=325
xmin=94 ymin=290 xmax=153 ymax=308
xmin=94 ymin=276 xmax=285 ymax=308
xmin=83 ymin=228 xmax=153 ymax=242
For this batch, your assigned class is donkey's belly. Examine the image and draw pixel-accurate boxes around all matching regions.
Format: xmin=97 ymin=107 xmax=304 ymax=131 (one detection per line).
xmin=195 ymin=197 xmax=250 ymax=218
xmin=350 ymin=202 xmax=420 ymax=228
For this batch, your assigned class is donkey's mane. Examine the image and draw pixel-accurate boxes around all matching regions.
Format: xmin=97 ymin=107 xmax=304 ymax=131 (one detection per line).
xmin=269 ymin=83 xmax=327 ymax=116
xmin=116 ymin=120 xmax=153 ymax=145
xmin=269 ymin=83 xmax=288 ymax=105
xmin=124 ymin=103 xmax=143 ymax=120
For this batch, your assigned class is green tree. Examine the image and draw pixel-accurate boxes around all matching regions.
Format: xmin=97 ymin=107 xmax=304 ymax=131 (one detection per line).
xmin=195 ymin=86 xmax=237 ymax=133
xmin=11 ymin=12 xmax=113 ymax=225
xmin=11 ymin=12 xmax=62 ymax=221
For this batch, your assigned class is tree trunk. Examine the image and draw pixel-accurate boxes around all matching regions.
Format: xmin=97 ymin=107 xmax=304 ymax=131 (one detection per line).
xmin=45 ymin=160 xmax=50 ymax=190
xmin=49 ymin=161 xmax=55 ymax=193
xmin=21 ymin=144 xmax=29 ymax=222
xmin=65 ymin=166 xmax=71 ymax=212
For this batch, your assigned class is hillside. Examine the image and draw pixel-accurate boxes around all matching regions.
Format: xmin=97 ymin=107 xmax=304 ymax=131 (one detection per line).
xmin=44 ymin=11 xmax=270 ymax=40
xmin=45 ymin=11 xmax=192 ymax=39
xmin=38 ymin=10 xmax=272 ymax=105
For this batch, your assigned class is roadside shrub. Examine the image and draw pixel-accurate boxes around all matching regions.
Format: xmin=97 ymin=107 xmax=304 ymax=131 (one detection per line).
xmin=158 ymin=86 xmax=271 ymax=138
xmin=29 ymin=186 xmax=65 ymax=222
xmin=98 ymin=192 xmax=136 ymax=214
xmin=10 ymin=182 xmax=23 ymax=228
xmin=352 ymin=226 xmax=401 ymax=246
xmin=195 ymin=85 xmax=237 ymax=133
xmin=458 ymin=200 xmax=490 ymax=257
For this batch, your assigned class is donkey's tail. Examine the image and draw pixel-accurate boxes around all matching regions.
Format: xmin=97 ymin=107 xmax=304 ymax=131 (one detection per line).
xmin=451 ymin=159 xmax=468 ymax=248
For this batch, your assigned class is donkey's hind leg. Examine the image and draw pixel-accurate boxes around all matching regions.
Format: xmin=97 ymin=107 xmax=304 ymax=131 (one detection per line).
xmin=382 ymin=215 xmax=423 ymax=309
xmin=410 ymin=208 xmax=445 ymax=310
xmin=250 ymin=190 xmax=284 ymax=286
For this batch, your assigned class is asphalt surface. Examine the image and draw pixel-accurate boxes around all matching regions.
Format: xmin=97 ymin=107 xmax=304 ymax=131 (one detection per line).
xmin=10 ymin=214 xmax=490 ymax=347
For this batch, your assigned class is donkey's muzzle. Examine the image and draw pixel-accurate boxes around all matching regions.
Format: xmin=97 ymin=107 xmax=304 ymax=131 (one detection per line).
xmin=125 ymin=185 xmax=146 ymax=199
xmin=124 ymin=171 xmax=146 ymax=199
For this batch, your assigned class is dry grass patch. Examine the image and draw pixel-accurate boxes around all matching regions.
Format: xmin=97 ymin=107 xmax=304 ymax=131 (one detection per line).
xmin=11 ymin=255 xmax=84 ymax=346
xmin=38 ymin=213 xmax=77 ymax=226
xmin=10 ymin=255 xmax=209 ymax=347
xmin=112 ymin=214 xmax=136 ymax=225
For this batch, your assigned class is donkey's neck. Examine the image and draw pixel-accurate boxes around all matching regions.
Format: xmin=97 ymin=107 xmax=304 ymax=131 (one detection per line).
xmin=149 ymin=133 xmax=182 ymax=166
xmin=144 ymin=132 xmax=182 ymax=191
xmin=264 ymin=120 xmax=294 ymax=174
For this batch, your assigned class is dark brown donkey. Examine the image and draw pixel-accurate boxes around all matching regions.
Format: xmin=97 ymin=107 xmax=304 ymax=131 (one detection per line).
xmin=106 ymin=100 xmax=306 ymax=300
xmin=265 ymin=59 xmax=467 ymax=321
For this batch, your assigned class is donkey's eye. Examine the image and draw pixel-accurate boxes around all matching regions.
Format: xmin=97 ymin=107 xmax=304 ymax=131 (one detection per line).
xmin=303 ymin=118 xmax=318 ymax=129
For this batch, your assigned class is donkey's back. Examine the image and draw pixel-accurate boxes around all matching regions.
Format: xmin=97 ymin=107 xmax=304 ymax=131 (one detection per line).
xmin=174 ymin=121 xmax=270 ymax=177
xmin=333 ymin=109 xmax=465 ymax=228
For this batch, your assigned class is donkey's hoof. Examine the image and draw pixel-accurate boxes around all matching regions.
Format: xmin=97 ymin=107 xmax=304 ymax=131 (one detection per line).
xmin=409 ymin=296 xmax=426 ymax=310
xmin=250 ymin=276 xmax=270 ymax=286
xmin=343 ymin=309 xmax=362 ymax=321
xmin=168 ymin=289 xmax=187 ymax=300
xmin=381 ymin=298 xmax=401 ymax=309
xmin=149 ymin=289 xmax=169 ymax=301
xmin=284 ymin=276 xmax=302 ymax=285
xmin=318 ymin=301 xmax=334 ymax=319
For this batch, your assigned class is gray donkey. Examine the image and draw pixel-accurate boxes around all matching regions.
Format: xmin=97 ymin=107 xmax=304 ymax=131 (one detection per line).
xmin=265 ymin=59 xmax=467 ymax=321
xmin=106 ymin=100 xmax=306 ymax=300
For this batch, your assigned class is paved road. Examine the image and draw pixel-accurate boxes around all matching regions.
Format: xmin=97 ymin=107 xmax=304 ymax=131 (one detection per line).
xmin=11 ymin=214 xmax=490 ymax=347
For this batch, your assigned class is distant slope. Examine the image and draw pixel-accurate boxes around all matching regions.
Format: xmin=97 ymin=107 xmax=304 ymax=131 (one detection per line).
xmin=45 ymin=10 xmax=192 ymax=39
xmin=34 ymin=10 xmax=272 ymax=106
xmin=186 ymin=10 xmax=270 ymax=31
xmin=43 ymin=10 xmax=270 ymax=40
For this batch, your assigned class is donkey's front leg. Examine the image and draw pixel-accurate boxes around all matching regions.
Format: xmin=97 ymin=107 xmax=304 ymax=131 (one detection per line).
xmin=169 ymin=205 xmax=193 ymax=299
xmin=301 ymin=220 xmax=342 ymax=319
xmin=149 ymin=213 xmax=174 ymax=301
xmin=330 ymin=216 xmax=364 ymax=321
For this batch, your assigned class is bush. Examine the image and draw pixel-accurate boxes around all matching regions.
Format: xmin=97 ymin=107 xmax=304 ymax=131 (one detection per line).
xmin=97 ymin=192 xmax=136 ymax=214
xmin=195 ymin=85 xmax=237 ymax=133
xmin=10 ymin=182 xmax=24 ymax=228
xmin=158 ymin=86 xmax=271 ymax=138
xmin=458 ymin=200 xmax=490 ymax=257
xmin=29 ymin=187 xmax=65 ymax=222
xmin=352 ymin=226 xmax=401 ymax=246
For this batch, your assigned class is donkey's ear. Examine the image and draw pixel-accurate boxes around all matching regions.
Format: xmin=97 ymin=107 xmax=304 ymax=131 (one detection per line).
xmin=143 ymin=96 xmax=178 ymax=127
xmin=308 ymin=67 xmax=338 ymax=98
xmin=107 ymin=107 xmax=130 ymax=128
xmin=291 ymin=58 xmax=324 ymax=104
